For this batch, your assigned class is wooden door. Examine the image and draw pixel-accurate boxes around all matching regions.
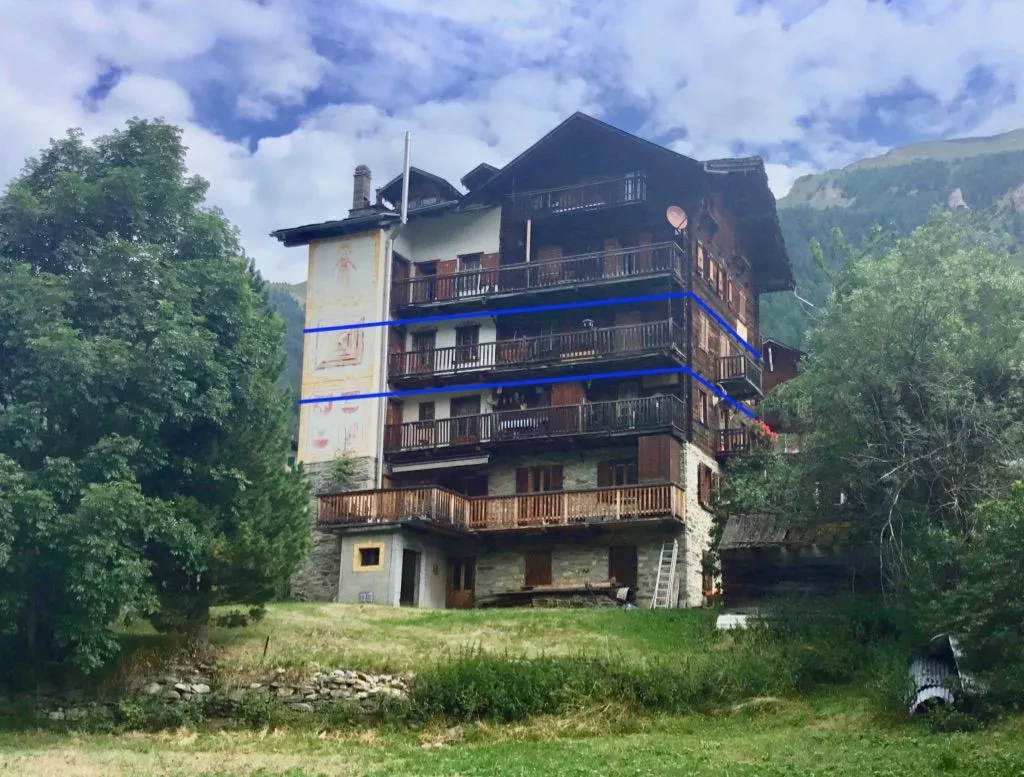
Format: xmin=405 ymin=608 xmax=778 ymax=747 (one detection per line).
xmin=524 ymin=550 xmax=552 ymax=587
xmin=384 ymin=400 xmax=404 ymax=451
xmin=614 ymin=310 xmax=643 ymax=352
xmin=516 ymin=465 xmax=563 ymax=525
xmin=450 ymin=395 xmax=482 ymax=443
xmin=411 ymin=331 xmax=436 ymax=374
xmin=608 ymin=545 xmax=638 ymax=589
xmin=446 ymin=559 xmax=476 ymax=608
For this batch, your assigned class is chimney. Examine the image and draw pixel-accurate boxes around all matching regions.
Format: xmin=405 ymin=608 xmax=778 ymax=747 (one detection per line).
xmin=352 ymin=165 xmax=372 ymax=211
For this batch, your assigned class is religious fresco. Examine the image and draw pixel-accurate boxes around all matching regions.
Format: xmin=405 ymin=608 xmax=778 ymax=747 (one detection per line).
xmin=299 ymin=233 xmax=385 ymax=464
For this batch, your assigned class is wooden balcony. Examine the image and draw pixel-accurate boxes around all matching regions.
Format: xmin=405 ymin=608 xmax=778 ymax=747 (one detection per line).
xmin=716 ymin=354 xmax=763 ymax=399
xmin=317 ymin=483 xmax=686 ymax=532
xmin=389 ymin=320 xmax=685 ymax=384
xmin=505 ymin=173 xmax=648 ymax=220
xmin=392 ymin=241 xmax=684 ymax=310
xmin=384 ymin=396 xmax=686 ymax=457
xmin=716 ymin=427 xmax=753 ymax=458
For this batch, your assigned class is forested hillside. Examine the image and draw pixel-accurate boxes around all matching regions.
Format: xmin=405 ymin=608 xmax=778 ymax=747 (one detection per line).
xmin=268 ymin=128 xmax=1024 ymax=416
xmin=764 ymin=129 xmax=1024 ymax=347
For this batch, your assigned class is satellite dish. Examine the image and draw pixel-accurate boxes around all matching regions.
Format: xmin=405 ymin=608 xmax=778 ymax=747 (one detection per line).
xmin=666 ymin=205 xmax=688 ymax=231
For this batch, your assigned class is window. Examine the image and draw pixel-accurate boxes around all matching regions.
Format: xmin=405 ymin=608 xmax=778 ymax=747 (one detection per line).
xmin=697 ymin=391 xmax=709 ymax=426
xmin=697 ymin=463 xmax=719 ymax=508
xmin=695 ymin=242 xmax=706 ymax=277
xmin=418 ymin=402 xmax=435 ymax=421
xmin=698 ymin=313 xmax=710 ymax=352
xmin=516 ymin=465 xmax=563 ymax=493
xmin=455 ymin=325 xmax=480 ymax=363
xmin=598 ymin=460 xmax=639 ymax=487
xmin=459 ymin=253 xmax=482 ymax=272
xmin=353 ymin=543 xmax=385 ymax=571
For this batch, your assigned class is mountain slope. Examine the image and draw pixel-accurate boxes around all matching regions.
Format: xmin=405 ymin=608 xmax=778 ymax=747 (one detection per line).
xmin=763 ymin=128 xmax=1024 ymax=348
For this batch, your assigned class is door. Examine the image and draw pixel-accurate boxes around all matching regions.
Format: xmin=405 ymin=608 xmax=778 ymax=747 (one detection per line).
xmin=608 ymin=545 xmax=638 ymax=589
xmin=384 ymin=400 xmax=404 ymax=452
xmin=399 ymin=549 xmax=420 ymax=607
xmin=450 ymin=395 xmax=482 ymax=444
xmin=411 ymin=331 xmax=436 ymax=375
xmin=516 ymin=465 xmax=563 ymax=525
xmin=614 ymin=310 xmax=643 ymax=353
xmin=446 ymin=558 xmax=476 ymax=608
xmin=524 ymin=550 xmax=552 ymax=587
xmin=415 ymin=262 xmax=437 ymax=303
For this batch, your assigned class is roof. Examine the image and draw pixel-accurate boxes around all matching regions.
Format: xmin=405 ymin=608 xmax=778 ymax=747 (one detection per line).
xmin=376 ymin=167 xmax=461 ymax=207
xmin=719 ymin=514 xmax=857 ymax=550
xmin=268 ymin=200 xmax=460 ymax=248
xmin=762 ymin=337 xmax=807 ymax=357
xmin=460 ymin=162 xmax=500 ymax=191
xmin=270 ymin=112 xmax=795 ymax=290
xmin=461 ymin=112 xmax=794 ymax=293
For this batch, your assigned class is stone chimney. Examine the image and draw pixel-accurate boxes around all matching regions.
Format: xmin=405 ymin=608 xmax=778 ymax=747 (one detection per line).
xmin=352 ymin=165 xmax=372 ymax=211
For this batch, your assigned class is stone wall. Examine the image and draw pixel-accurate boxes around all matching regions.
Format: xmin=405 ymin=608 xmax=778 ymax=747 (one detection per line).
xmin=476 ymin=530 xmax=674 ymax=608
xmin=290 ymin=456 xmax=376 ymax=602
xmin=679 ymin=442 xmax=718 ymax=608
xmin=487 ymin=444 xmax=638 ymax=495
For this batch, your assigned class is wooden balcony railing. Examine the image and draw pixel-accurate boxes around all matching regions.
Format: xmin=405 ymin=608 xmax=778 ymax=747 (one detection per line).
xmin=506 ymin=173 xmax=648 ymax=220
xmin=384 ymin=396 xmax=686 ymax=454
xmin=389 ymin=321 xmax=685 ymax=380
xmin=717 ymin=427 xmax=753 ymax=457
xmin=317 ymin=483 xmax=686 ymax=531
xmin=393 ymin=241 xmax=684 ymax=308
xmin=717 ymin=354 xmax=763 ymax=395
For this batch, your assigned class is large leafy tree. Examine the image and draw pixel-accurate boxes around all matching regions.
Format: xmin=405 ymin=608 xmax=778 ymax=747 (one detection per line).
xmin=726 ymin=213 xmax=1024 ymax=598
xmin=0 ymin=120 xmax=310 ymax=675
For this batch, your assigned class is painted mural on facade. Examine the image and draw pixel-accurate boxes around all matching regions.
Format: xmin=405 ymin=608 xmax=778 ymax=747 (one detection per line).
xmin=300 ymin=233 xmax=385 ymax=465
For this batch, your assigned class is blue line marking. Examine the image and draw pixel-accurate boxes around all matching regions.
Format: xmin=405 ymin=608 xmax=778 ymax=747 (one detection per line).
xmin=303 ymin=291 xmax=761 ymax=360
xmin=297 ymin=366 xmax=756 ymax=419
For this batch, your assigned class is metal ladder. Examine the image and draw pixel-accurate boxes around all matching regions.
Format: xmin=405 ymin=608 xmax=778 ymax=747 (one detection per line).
xmin=650 ymin=539 xmax=679 ymax=609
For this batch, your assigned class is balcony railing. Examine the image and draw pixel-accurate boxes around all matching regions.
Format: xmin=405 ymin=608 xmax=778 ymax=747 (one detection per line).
xmin=717 ymin=427 xmax=753 ymax=457
xmin=393 ymin=241 xmax=684 ymax=308
xmin=506 ymin=173 xmax=648 ymax=220
xmin=717 ymin=354 xmax=763 ymax=398
xmin=384 ymin=396 xmax=686 ymax=454
xmin=389 ymin=321 xmax=685 ymax=381
xmin=317 ymin=483 xmax=686 ymax=531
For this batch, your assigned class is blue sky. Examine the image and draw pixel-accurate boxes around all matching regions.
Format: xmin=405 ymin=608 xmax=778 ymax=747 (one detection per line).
xmin=1 ymin=0 xmax=1022 ymax=283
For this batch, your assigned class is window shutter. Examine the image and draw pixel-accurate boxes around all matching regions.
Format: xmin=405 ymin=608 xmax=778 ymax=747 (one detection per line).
xmin=597 ymin=461 xmax=613 ymax=488
xmin=515 ymin=468 xmax=529 ymax=494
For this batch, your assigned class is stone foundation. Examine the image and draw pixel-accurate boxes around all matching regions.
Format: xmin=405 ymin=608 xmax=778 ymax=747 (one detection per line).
xmin=289 ymin=456 xmax=376 ymax=602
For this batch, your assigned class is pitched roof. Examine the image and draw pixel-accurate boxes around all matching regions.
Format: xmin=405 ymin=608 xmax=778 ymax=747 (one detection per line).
xmin=376 ymin=167 xmax=461 ymax=207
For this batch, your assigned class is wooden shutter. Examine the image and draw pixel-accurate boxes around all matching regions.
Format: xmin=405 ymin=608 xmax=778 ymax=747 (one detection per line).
xmin=524 ymin=550 xmax=552 ymax=586
xmin=597 ymin=461 xmax=614 ymax=488
xmin=437 ymin=258 xmax=458 ymax=300
xmin=638 ymin=435 xmax=670 ymax=483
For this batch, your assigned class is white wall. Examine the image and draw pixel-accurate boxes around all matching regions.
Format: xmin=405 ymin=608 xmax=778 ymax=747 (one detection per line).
xmin=404 ymin=319 xmax=498 ymax=352
xmin=393 ymin=207 xmax=501 ymax=261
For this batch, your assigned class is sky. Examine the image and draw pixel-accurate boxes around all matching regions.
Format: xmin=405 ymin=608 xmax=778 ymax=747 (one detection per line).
xmin=1 ymin=0 xmax=1023 ymax=284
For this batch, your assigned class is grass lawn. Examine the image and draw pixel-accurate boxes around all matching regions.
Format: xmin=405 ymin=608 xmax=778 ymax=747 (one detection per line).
xmin=116 ymin=604 xmax=721 ymax=684
xmin=4 ymin=604 xmax=1023 ymax=776
xmin=3 ymin=695 xmax=1024 ymax=776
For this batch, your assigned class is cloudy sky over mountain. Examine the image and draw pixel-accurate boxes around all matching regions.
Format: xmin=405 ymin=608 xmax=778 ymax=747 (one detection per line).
xmin=2 ymin=0 xmax=1022 ymax=282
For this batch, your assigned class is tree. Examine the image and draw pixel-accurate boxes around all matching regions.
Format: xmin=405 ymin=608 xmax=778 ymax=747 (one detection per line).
xmin=0 ymin=119 xmax=310 ymax=675
xmin=726 ymin=212 xmax=1024 ymax=599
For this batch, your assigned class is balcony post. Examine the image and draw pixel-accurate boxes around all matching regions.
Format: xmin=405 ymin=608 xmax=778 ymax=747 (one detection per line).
xmin=562 ymin=492 xmax=569 ymax=525
xmin=670 ymin=484 xmax=676 ymax=518
xmin=430 ymin=488 xmax=437 ymax=520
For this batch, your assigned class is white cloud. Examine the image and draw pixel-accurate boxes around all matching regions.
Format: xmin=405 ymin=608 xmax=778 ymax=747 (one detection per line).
xmin=1 ymin=0 xmax=1023 ymax=283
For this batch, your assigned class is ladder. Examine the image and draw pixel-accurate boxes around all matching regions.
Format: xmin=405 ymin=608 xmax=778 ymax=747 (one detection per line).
xmin=650 ymin=539 xmax=679 ymax=609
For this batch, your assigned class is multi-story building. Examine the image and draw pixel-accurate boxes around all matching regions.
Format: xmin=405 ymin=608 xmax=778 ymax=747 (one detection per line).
xmin=271 ymin=112 xmax=794 ymax=609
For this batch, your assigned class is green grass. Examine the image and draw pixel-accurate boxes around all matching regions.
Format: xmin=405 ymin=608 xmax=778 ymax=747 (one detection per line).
xmin=3 ymin=695 xmax=1023 ymax=776
xmin=5 ymin=603 xmax=1022 ymax=776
